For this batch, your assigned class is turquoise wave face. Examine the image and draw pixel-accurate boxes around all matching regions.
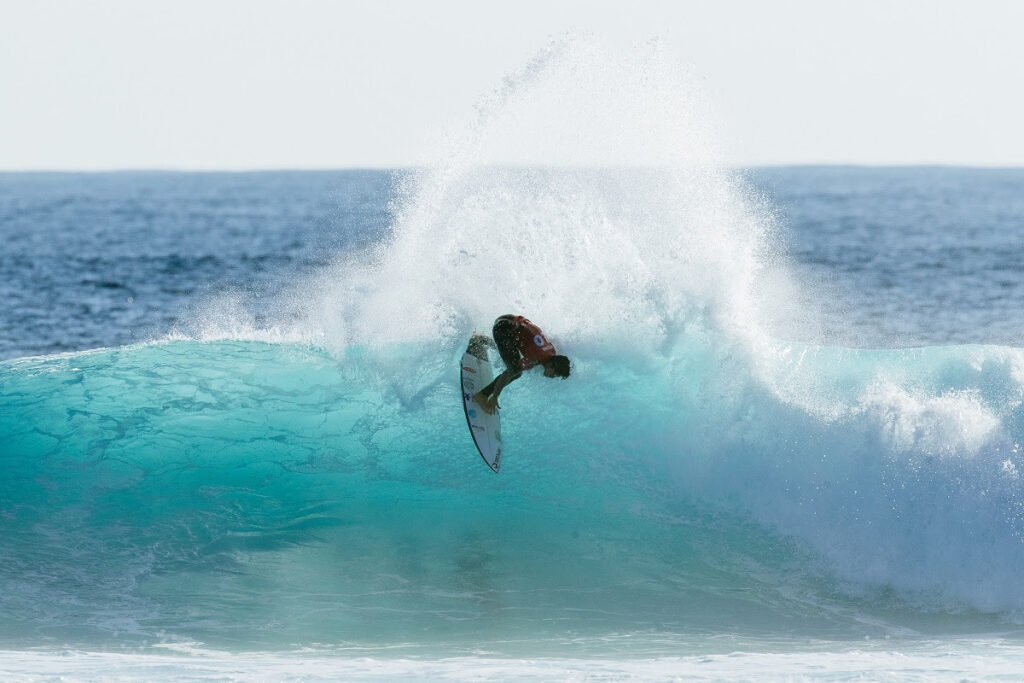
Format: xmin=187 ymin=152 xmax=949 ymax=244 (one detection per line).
xmin=0 ymin=340 xmax=785 ymax=650
xmin=2 ymin=338 xmax=1024 ymax=650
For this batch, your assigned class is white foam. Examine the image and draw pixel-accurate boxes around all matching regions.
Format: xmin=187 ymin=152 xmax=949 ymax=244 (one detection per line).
xmin=858 ymin=381 xmax=999 ymax=458
xmin=4 ymin=643 xmax=1024 ymax=681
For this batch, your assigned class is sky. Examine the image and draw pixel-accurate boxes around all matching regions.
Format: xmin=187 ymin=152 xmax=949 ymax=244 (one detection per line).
xmin=2 ymin=0 xmax=1023 ymax=170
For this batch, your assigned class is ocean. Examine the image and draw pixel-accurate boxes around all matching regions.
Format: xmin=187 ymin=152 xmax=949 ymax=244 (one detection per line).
xmin=5 ymin=43 xmax=1024 ymax=682
xmin=4 ymin=165 xmax=1024 ymax=681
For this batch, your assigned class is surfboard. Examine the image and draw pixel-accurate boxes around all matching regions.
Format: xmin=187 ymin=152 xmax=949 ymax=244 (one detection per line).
xmin=461 ymin=334 xmax=503 ymax=473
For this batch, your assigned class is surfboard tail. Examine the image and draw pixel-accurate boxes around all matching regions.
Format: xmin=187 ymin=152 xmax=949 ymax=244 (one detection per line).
xmin=467 ymin=334 xmax=493 ymax=361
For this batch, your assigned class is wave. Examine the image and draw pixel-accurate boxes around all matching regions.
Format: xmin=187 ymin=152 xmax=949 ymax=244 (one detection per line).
xmin=2 ymin=333 xmax=1024 ymax=648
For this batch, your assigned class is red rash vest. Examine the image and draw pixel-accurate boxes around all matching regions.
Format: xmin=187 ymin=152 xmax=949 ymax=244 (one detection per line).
xmin=513 ymin=316 xmax=557 ymax=370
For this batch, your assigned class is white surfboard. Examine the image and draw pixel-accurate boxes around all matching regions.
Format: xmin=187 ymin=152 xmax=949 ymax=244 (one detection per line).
xmin=461 ymin=335 xmax=503 ymax=473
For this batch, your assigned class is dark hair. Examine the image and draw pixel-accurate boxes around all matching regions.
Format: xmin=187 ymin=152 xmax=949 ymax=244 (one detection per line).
xmin=545 ymin=355 xmax=571 ymax=378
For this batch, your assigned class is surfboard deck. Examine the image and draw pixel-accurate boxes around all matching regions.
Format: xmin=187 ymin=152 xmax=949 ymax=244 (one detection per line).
xmin=461 ymin=334 xmax=503 ymax=473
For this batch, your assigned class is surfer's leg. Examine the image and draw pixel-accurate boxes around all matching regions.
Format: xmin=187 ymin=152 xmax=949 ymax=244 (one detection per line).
xmin=492 ymin=315 xmax=519 ymax=370
xmin=477 ymin=316 xmax=520 ymax=400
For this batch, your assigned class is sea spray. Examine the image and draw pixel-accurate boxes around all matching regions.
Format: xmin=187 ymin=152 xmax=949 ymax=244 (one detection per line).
xmin=189 ymin=37 xmax=778 ymax=355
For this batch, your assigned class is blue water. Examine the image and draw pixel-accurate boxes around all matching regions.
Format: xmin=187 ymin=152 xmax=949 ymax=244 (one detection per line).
xmin=751 ymin=166 xmax=1024 ymax=347
xmin=0 ymin=171 xmax=395 ymax=360
xmin=5 ymin=165 xmax=1024 ymax=672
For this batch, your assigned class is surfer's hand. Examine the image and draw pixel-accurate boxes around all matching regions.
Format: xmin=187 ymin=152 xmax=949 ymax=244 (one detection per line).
xmin=475 ymin=392 xmax=499 ymax=414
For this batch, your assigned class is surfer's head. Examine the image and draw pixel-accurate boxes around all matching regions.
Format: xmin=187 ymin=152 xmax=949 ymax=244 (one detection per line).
xmin=542 ymin=355 xmax=571 ymax=379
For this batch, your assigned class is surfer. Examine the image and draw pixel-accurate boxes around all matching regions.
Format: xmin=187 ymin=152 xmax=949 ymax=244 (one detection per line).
xmin=474 ymin=314 xmax=570 ymax=414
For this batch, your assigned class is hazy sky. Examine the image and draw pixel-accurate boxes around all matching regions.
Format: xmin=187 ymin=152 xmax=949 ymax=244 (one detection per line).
xmin=3 ymin=0 xmax=1023 ymax=169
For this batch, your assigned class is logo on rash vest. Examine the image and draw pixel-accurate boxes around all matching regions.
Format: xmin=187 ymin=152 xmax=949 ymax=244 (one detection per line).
xmin=462 ymin=365 xmax=476 ymax=373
